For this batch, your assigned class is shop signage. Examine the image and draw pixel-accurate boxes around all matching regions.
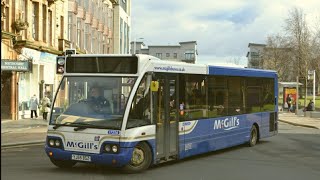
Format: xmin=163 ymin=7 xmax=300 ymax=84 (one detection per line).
xmin=1 ymin=59 xmax=30 ymax=72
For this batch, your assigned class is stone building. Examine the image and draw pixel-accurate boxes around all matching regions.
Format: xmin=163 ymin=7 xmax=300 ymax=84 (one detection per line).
xmin=1 ymin=0 xmax=129 ymax=120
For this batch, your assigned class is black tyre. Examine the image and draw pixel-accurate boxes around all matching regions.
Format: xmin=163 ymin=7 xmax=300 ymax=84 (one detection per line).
xmin=122 ymin=142 xmax=152 ymax=173
xmin=50 ymin=158 xmax=77 ymax=168
xmin=248 ymin=125 xmax=258 ymax=147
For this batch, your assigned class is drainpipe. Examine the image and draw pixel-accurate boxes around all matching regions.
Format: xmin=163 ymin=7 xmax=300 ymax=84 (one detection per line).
xmin=11 ymin=71 xmax=17 ymax=120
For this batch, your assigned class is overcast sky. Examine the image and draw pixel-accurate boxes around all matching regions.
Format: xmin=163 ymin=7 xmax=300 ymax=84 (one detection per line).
xmin=131 ymin=0 xmax=320 ymax=66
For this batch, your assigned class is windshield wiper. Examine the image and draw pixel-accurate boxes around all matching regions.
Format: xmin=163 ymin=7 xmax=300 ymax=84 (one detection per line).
xmin=52 ymin=122 xmax=119 ymax=131
xmin=52 ymin=122 xmax=90 ymax=130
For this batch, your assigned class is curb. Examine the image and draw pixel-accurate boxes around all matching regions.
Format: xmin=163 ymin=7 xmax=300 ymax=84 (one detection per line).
xmin=1 ymin=140 xmax=45 ymax=149
xmin=278 ymin=119 xmax=319 ymax=129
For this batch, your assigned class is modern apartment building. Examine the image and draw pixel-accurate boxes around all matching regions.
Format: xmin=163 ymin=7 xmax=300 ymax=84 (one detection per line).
xmin=246 ymin=43 xmax=266 ymax=69
xmin=130 ymin=41 xmax=198 ymax=64
xmin=1 ymin=0 xmax=125 ymax=120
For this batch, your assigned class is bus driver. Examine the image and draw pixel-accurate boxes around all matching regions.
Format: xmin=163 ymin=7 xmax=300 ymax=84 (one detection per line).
xmin=88 ymin=86 xmax=111 ymax=114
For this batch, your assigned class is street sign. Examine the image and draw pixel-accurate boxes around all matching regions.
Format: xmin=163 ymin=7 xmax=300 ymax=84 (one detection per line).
xmin=1 ymin=59 xmax=30 ymax=72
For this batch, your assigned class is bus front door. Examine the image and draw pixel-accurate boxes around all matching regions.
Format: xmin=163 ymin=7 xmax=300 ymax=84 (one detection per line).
xmin=153 ymin=74 xmax=179 ymax=162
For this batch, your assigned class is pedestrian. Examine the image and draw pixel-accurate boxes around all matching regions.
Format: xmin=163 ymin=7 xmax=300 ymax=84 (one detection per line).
xmin=286 ymin=94 xmax=292 ymax=112
xmin=306 ymin=100 xmax=314 ymax=111
xmin=29 ymin=94 xmax=39 ymax=119
xmin=41 ymin=94 xmax=51 ymax=120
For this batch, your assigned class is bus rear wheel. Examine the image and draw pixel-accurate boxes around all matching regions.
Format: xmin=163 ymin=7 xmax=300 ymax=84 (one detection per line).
xmin=50 ymin=158 xmax=77 ymax=168
xmin=249 ymin=125 xmax=258 ymax=147
xmin=123 ymin=142 xmax=152 ymax=173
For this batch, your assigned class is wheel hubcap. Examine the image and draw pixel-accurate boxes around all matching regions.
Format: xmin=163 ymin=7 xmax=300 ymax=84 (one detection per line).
xmin=251 ymin=130 xmax=257 ymax=144
xmin=131 ymin=147 xmax=145 ymax=166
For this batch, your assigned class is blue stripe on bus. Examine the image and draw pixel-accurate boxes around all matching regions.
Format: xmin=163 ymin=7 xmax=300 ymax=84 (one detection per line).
xmin=179 ymin=113 xmax=274 ymax=159
xmin=45 ymin=112 xmax=276 ymax=166
xmin=208 ymin=66 xmax=277 ymax=78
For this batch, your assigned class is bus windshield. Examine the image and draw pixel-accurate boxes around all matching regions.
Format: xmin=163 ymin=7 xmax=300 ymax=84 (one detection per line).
xmin=50 ymin=76 xmax=137 ymax=130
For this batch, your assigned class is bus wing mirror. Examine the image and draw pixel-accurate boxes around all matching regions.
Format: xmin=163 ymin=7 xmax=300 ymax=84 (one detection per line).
xmin=151 ymin=81 xmax=159 ymax=92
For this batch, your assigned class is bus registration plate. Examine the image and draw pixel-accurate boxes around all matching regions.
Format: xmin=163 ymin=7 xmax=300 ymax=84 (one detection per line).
xmin=71 ymin=154 xmax=91 ymax=162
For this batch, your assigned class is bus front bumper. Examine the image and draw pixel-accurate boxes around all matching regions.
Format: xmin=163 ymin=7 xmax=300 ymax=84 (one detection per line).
xmin=45 ymin=145 xmax=134 ymax=167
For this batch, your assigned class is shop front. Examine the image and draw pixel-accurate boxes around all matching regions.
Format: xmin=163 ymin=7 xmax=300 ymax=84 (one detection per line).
xmin=17 ymin=48 xmax=57 ymax=119
xmin=1 ymin=59 xmax=31 ymax=120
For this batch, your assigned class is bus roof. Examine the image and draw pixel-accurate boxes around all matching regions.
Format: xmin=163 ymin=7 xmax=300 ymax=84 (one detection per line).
xmin=62 ymin=54 xmax=277 ymax=78
xmin=208 ymin=65 xmax=277 ymax=78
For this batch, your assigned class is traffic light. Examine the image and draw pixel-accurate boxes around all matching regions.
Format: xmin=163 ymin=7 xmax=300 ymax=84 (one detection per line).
xmin=56 ymin=56 xmax=65 ymax=74
xmin=65 ymin=49 xmax=76 ymax=56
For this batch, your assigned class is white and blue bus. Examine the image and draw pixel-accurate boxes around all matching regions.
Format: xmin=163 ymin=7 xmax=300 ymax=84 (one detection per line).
xmin=45 ymin=54 xmax=278 ymax=173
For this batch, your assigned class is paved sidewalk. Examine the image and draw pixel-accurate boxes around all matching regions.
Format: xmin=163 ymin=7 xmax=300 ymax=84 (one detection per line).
xmin=1 ymin=112 xmax=320 ymax=148
xmin=278 ymin=112 xmax=320 ymax=129
xmin=1 ymin=118 xmax=48 ymax=147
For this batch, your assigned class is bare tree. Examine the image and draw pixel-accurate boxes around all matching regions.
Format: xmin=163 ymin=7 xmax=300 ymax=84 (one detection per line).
xmin=261 ymin=34 xmax=294 ymax=81
xmin=227 ymin=57 xmax=241 ymax=65
xmin=309 ymin=17 xmax=320 ymax=93
xmin=284 ymin=7 xmax=312 ymax=107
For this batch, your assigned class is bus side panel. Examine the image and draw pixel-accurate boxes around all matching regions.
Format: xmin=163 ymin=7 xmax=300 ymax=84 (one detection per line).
xmin=246 ymin=113 xmax=262 ymax=140
xmin=178 ymin=122 xmax=186 ymax=159
xmin=182 ymin=120 xmax=212 ymax=158
xmin=213 ymin=115 xmax=251 ymax=151
xmin=181 ymin=115 xmax=251 ymax=159
xmin=260 ymin=112 xmax=271 ymax=138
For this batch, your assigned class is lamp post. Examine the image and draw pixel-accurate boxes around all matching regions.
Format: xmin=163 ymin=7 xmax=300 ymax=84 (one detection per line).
xmin=308 ymin=70 xmax=316 ymax=110
xmin=133 ymin=37 xmax=144 ymax=54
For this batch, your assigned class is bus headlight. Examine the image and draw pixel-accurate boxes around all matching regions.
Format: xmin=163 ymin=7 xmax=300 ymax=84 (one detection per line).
xmin=55 ymin=140 xmax=61 ymax=147
xmin=103 ymin=144 xmax=119 ymax=153
xmin=49 ymin=139 xmax=55 ymax=146
xmin=112 ymin=145 xmax=118 ymax=153
xmin=47 ymin=138 xmax=63 ymax=149
xmin=104 ymin=144 xmax=111 ymax=152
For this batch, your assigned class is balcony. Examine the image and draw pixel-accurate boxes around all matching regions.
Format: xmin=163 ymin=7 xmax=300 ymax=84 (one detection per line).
xmin=109 ymin=0 xmax=119 ymax=4
xmin=13 ymin=19 xmax=29 ymax=31
xmin=47 ymin=0 xmax=58 ymax=6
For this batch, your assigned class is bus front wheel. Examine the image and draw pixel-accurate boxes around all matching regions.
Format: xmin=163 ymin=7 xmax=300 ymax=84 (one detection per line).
xmin=50 ymin=158 xmax=77 ymax=168
xmin=249 ymin=125 xmax=258 ymax=147
xmin=123 ymin=142 xmax=152 ymax=173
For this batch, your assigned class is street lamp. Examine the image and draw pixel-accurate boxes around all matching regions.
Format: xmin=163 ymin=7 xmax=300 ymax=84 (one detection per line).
xmin=133 ymin=37 xmax=144 ymax=54
xmin=308 ymin=70 xmax=316 ymax=110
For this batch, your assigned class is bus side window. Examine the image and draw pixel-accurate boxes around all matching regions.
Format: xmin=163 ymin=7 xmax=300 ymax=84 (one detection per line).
xmin=127 ymin=75 xmax=151 ymax=129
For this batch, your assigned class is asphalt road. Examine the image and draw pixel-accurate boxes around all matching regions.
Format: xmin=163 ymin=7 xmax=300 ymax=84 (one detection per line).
xmin=2 ymin=122 xmax=320 ymax=180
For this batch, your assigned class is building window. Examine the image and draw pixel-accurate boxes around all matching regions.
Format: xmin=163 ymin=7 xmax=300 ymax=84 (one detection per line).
xmin=42 ymin=5 xmax=47 ymax=42
xmin=127 ymin=26 xmax=130 ymax=54
xmin=124 ymin=22 xmax=127 ymax=54
xmin=48 ymin=10 xmax=52 ymax=45
xmin=166 ymin=53 xmax=170 ymax=57
xmin=32 ymin=2 xmax=39 ymax=40
xmin=68 ymin=12 xmax=73 ymax=41
xmin=174 ymin=53 xmax=177 ymax=59
xmin=156 ymin=53 xmax=162 ymax=59
xmin=185 ymin=53 xmax=194 ymax=60
xmin=98 ymin=32 xmax=102 ymax=53
xmin=102 ymin=35 xmax=106 ymax=54
xmin=120 ymin=18 xmax=123 ymax=54
xmin=84 ymin=0 xmax=89 ymax=10
xmin=120 ymin=0 xmax=127 ymax=12
xmin=91 ymin=29 xmax=96 ymax=53
xmin=77 ymin=18 xmax=81 ymax=47
xmin=84 ymin=24 xmax=90 ymax=51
